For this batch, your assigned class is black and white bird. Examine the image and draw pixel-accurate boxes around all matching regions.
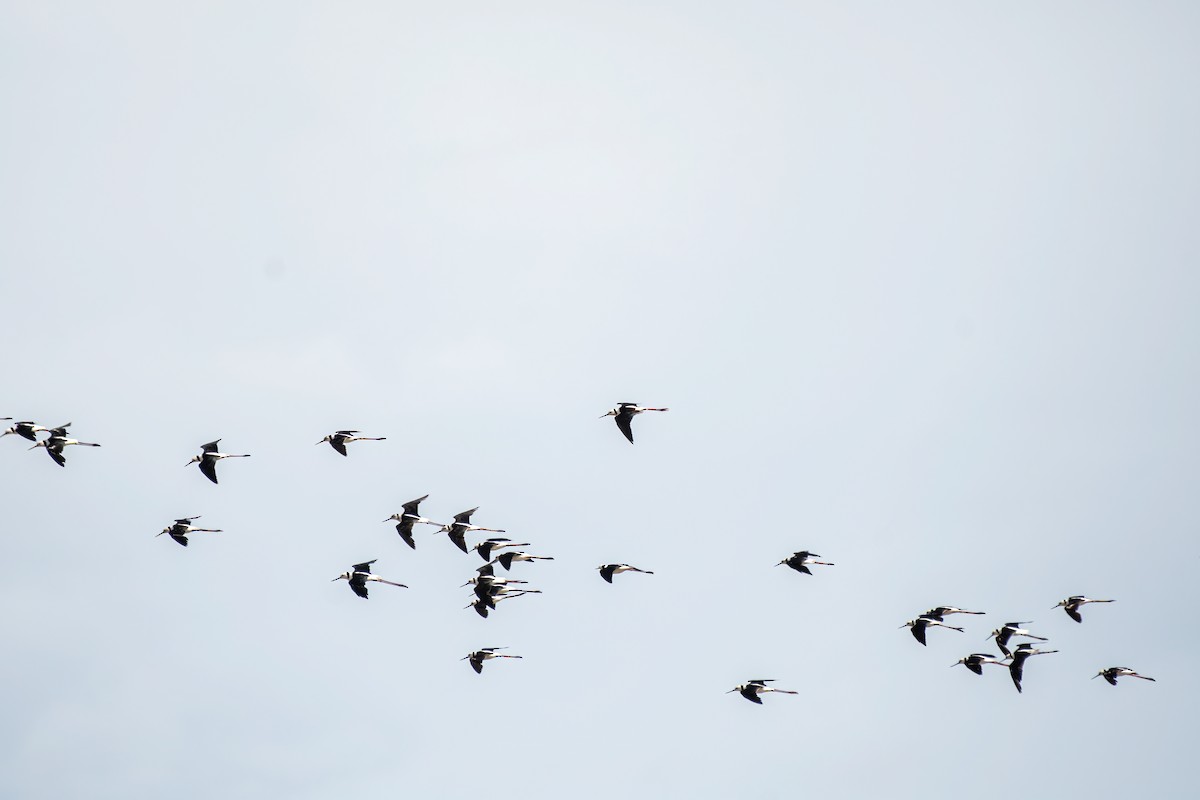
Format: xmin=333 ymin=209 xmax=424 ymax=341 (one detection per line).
xmin=598 ymin=563 xmax=654 ymax=583
xmin=495 ymin=550 xmax=555 ymax=571
xmin=473 ymin=538 xmax=528 ymax=562
xmin=156 ymin=516 xmax=222 ymax=547
xmin=316 ymin=430 xmax=386 ymax=457
xmin=1008 ymin=643 xmax=1058 ymax=694
xmin=2 ymin=420 xmax=57 ymax=442
xmin=901 ymin=615 xmax=965 ymax=646
xmin=187 ymin=439 xmax=251 ymax=484
xmin=776 ymin=551 xmax=834 ymax=575
xmin=438 ymin=508 xmax=505 ymax=554
xmin=332 ymin=560 xmax=407 ymax=599
xmin=463 ymin=647 xmax=523 ymax=674
xmin=1093 ymin=667 xmax=1156 ymax=686
xmin=1053 ymin=596 xmax=1114 ymax=624
xmin=465 ymin=589 xmax=539 ymax=618
xmin=727 ymin=679 xmax=798 ymax=705
xmin=990 ymin=622 xmax=1048 ymax=658
xmin=951 ymin=653 xmax=1008 ymax=675
xmin=382 ymin=495 xmax=445 ymax=549
xmin=30 ymin=425 xmax=101 ymax=466
xmin=923 ymin=606 xmax=985 ymax=620
xmin=601 ymin=403 xmax=669 ymax=444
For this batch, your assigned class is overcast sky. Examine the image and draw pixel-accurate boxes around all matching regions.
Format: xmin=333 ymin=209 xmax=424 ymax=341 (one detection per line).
xmin=3 ymin=2 xmax=1198 ymax=798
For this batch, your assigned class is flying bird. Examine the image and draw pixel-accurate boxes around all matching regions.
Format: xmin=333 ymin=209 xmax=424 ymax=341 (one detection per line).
xmin=1053 ymin=596 xmax=1114 ymax=624
xmin=473 ymin=538 xmax=528 ymax=562
xmin=465 ymin=589 xmax=539 ymax=618
xmin=29 ymin=426 xmax=100 ymax=466
xmin=776 ymin=551 xmax=834 ymax=575
xmin=901 ymin=615 xmax=964 ymax=646
xmin=1093 ymin=667 xmax=1156 ymax=686
xmin=990 ymin=622 xmax=1048 ymax=658
xmin=598 ymin=563 xmax=654 ymax=583
xmin=156 ymin=516 xmax=222 ymax=547
xmin=332 ymin=560 xmax=407 ymax=599
xmin=923 ymin=606 xmax=985 ymax=620
xmin=316 ymin=430 xmax=386 ymax=456
xmin=2 ymin=420 xmax=57 ymax=442
xmin=382 ymin=495 xmax=444 ymax=549
xmin=437 ymin=508 xmax=505 ymax=554
xmin=462 ymin=647 xmax=523 ymax=674
xmin=727 ymin=679 xmax=798 ymax=705
xmin=951 ymin=653 xmax=1008 ymax=675
xmin=600 ymin=403 xmax=669 ymax=444
xmin=495 ymin=550 xmax=555 ymax=571
xmin=187 ymin=439 xmax=251 ymax=484
xmin=1008 ymin=643 xmax=1058 ymax=693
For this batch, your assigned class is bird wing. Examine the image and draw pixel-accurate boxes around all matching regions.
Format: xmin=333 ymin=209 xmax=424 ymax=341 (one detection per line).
xmin=352 ymin=560 xmax=376 ymax=573
xmin=966 ymin=662 xmax=983 ymax=675
xmin=335 ymin=430 xmax=359 ymax=436
xmin=910 ymin=623 xmax=928 ymax=646
xmin=739 ymin=686 xmax=763 ymax=704
xmin=330 ymin=439 xmax=348 ymax=456
xmin=614 ymin=412 xmax=635 ymax=443
xmin=1066 ymin=607 xmax=1082 ymax=623
xmin=402 ymin=495 xmax=428 ymax=514
xmin=170 ymin=532 xmax=189 ymax=547
xmin=201 ymin=440 xmax=221 ymax=453
xmin=498 ymin=552 xmax=515 ymax=571
xmin=470 ymin=655 xmax=484 ymax=673
xmin=349 ymin=575 xmax=369 ymax=598
xmin=453 ymin=508 xmax=478 ymax=524
xmin=198 ymin=458 xmax=219 ymax=484
xmin=46 ymin=447 xmax=67 ymax=467
xmin=599 ymin=565 xmax=616 ymax=583
xmin=448 ymin=529 xmax=469 ymax=554
xmin=396 ymin=523 xmax=416 ymax=550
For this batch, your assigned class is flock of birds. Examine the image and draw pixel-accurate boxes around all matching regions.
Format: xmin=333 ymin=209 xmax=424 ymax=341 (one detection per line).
xmin=4 ymin=406 xmax=1158 ymax=695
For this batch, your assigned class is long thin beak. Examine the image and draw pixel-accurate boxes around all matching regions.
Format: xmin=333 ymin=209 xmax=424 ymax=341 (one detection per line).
xmin=1091 ymin=674 xmax=1101 ymax=679
xmin=315 ymin=441 xmax=324 ymax=445
xmin=155 ymin=531 xmax=166 ymax=537
xmin=725 ymin=688 xmax=737 ymax=694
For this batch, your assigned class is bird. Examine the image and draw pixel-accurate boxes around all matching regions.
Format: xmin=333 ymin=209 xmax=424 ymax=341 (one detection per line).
xmin=2 ymin=420 xmax=56 ymax=442
xmin=1008 ymin=643 xmax=1058 ymax=693
xmin=901 ymin=615 xmax=964 ymax=646
xmin=332 ymin=560 xmax=407 ymax=599
xmin=462 ymin=647 xmax=523 ymax=674
xmin=465 ymin=589 xmax=539 ymax=618
xmin=727 ymin=679 xmax=798 ymax=705
xmin=29 ymin=426 xmax=101 ymax=466
xmin=473 ymin=538 xmax=529 ymax=562
xmin=990 ymin=622 xmax=1048 ymax=658
xmin=316 ymin=430 xmax=386 ymax=456
xmin=600 ymin=403 xmax=669 ymax=444
xmin=1093 ymin=667 xmax=1156 ymax=686
xmin=598 ymin=563 xmax=654 ymax=583
xmin=382 ymin=495 xmax=445 ymax=549
xmin=1053 ymin=596 xmax=1114 ymax=624
xmin=952 ymin=653 xmax=1008 ymax=675
xmin=495 ymin=550 xmax=555 ymax=571
xmin=471 ymin=583 xmax=540 ymax=609
xmin=437 ymin=508 xmax=505 ymax=554
xmin=776 ymin=551 xmax=834 ymax=575
xmin=156 ymin=516 xmax=222 ymax=547
xmin=187 ymin=439 xmax=250 ymax=484
xmin=923 ymin=606 xmax=985 ymax=620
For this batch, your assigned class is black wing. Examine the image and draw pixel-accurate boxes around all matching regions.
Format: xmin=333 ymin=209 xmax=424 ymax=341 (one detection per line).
xmin=46 ymin=447 xmax=67 ymax=467
xmin=352 ymin=560 xmax=376 ymax=573
xmin=402 ymin=495 xmax=429 ymax=515
xmin=349 ymin=575 xmax=369 ymax=598
xmin=1009 ymin=662 xmax=1024 ymax=693
xmin=449 ymin=530 xmax=469 ymax=554
xmin=170 ymin=532 xmax=189 ymax=547
xmin=739 ymin=686 xmax=763 ymax=704
xmin=453 ymin=508 xmax=478 ymax=524
xmin=470 ymin=654 xmax=484 ymax=674
xmin=199 ymin=457 xmax=219 ymax=484
xmin=201 ymin=440 xmax=221 ymax=453
xmin=498 ymin=552 xmax=515 ymax=571
xmin=599 ymin=565 xmax=616 ymax=583
xmin=909 ymin=623 xmax=928 ymax=646
xmin=966 ymin=661 xmax=983 ymax=675
xmin=396 ymin=522 xmax=416 ymax=550
xmin=615 ymin=411 xmax=635 ymax=443
xmin=1066 ymin=607 xmax=1082 ymax=623
xmin=331 ymin=438 xmax=348 ymax=456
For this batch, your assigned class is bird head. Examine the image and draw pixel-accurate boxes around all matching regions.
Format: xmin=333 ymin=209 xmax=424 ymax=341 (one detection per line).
xmin=185 ymin=455 xmax=201 ymax=466
xmin=332 ymin=572 xmax=351 ymax=582
xmin=600 ymin=409 xmax=617 ymax=418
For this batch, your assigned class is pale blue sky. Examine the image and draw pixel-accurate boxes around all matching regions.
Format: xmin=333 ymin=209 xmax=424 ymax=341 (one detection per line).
xmin=2 ymin=3 xmax=1198 ymax=798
